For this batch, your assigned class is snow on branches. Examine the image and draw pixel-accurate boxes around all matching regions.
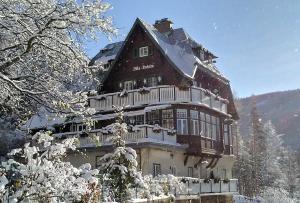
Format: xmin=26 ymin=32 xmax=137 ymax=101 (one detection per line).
xmin=98 ymin=108 xmax=144 ymax=202
xmin=0 ymin=131 xmax=100 ymax=202
xmin=0 ymin=0 xmax=116 ymax=121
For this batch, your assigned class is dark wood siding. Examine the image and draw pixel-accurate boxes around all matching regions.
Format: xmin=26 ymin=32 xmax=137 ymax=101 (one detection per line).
xmin=102 ymin=23 xmax=188 ymax=93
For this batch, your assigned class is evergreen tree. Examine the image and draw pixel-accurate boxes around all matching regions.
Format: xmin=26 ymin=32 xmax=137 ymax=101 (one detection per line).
xmin=263 ymin=121 xmax=288 ymax=188
xmin=249 ymin=105 xmax=267 ymax=196
xmin=98 ymin=109 xmax=144 ymax=202
xmin=233 ymin=128 xmax=255 ymax=197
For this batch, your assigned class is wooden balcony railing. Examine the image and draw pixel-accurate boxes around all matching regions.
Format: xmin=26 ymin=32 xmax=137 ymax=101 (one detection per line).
xmin=53 ymin=125 xmax=177 ymax=147
xmin=89 ymin=85 xmax=228 ymax=114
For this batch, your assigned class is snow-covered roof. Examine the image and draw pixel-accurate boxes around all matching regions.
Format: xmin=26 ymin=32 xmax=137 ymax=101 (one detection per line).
xmin=23 ymin=107 xmax=66 ymax=130
xmin=89 ymin=41 xmax=123 ymax=66
xmin=138 ymin=19 xmax=225 ymax=80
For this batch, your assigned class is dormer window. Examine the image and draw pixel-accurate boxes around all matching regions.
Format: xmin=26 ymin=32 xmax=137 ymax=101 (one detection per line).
xmin=139 ymin=46 xmax=149 ymax=57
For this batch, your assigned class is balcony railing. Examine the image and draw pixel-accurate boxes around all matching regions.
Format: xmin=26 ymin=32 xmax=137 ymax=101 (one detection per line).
xmin=53 ymin=125 xmax=177 ymax=147
xmin=89 ymin=85 xmax=228 ymax=114
xmin=175 ymin=177 xmax=238 ymax=195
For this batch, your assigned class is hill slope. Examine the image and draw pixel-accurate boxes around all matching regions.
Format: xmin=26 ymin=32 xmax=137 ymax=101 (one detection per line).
xmin=237 ymin=89 xmax=300 ymax=151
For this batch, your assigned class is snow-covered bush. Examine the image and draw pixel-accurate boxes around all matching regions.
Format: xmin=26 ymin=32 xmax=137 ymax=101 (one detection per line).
xmin=137 ymin=174 xmax=184 ymax=199
xmin=0 ymin=131 xmax=100 ymax=202
xmin=98 ymin=109 xmax=144 ymax=202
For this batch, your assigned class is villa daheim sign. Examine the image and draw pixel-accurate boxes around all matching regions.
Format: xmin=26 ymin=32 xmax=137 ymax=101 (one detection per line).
xmin=132 ymin=64 xmax=154 ymax=71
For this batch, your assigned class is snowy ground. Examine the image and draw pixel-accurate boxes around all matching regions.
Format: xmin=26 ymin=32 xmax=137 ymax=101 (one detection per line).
xmin=233 ymin=195 xmax=261 ymax=203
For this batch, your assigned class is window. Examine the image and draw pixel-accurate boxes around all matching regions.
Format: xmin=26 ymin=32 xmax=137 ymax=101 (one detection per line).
xmin=177 ymin=109 xmax=188 ymax=135
xmin=190 ymin=110 xmax=199 ymax=135
xmin=200 ymin=112 xmax=206 ymax=136
xmin=139 ymin=46 xmax=149 ymax=57
xmin=153 ymin=163 xmax=161 ymax=177
xmin=124 ymin=80 xmax=134 ymax=90
xmin=211 ymin=116 xmax=217 ymax=140
xmin=147 ymin=110 xmax=160 ymax=125
xmin=171 ymin=166 xmax=176 ymax=175
xmin=205 ymin=114 xmax=211 ymax=138
xmin=162 ymin=109 xmax=174 ymax=129
xmin=224 ymin=124 xmax=229 ymax=145
xmin=70 ymin=124 xmax=77 ymax=132
xmin=126 ymin=115 xmax=144 ymax=125
xmin=135 ymin=115 xmax=144 ymax=125
xmin=146 ymin=76 xmax=158 ymax=87
xmin=188 ymin=167 xmax=193 ymax=177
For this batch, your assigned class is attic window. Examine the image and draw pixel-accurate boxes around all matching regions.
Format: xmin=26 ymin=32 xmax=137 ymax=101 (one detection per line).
xmin=139 ymin=46 xmax=149 ymax=57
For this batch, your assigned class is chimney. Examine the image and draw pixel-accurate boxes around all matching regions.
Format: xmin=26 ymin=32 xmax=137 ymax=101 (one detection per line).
xmin=154 ymin=18 xmax=173 ymax=33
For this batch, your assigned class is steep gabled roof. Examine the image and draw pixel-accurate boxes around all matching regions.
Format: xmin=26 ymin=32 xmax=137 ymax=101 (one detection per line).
xmin=101 ymin=18 xmax=228 ymax=84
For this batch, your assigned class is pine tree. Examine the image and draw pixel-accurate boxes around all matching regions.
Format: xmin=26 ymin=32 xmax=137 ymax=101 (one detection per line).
xmin=233 ymin=128 xmax=255 ymax=197
xmin=98 ymin=109 xmax=144 ymax=202
xmin=249 ymin=104 xmax=267 ymax=196
xmin=263 ymin=121 xmax=288 ymax=188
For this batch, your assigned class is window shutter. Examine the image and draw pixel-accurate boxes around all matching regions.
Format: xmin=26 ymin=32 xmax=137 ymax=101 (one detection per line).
xmin=148 ymin=46 xmax=153 ymax=56
xmin=133 ymin=48 xmax=138 ymax=58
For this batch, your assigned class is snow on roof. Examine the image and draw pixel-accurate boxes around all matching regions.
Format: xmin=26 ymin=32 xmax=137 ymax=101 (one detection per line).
xmin=138 ymin=19 xmax=225 ymax=80
xmin=89 ymin=41 xmax=123 ymax=66
xmin=23 ymin=107 xmax=66 ymax=130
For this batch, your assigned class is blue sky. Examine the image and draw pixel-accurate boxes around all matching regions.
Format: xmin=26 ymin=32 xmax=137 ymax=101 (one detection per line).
xmin=84 ymin=0 xmax=300 ymax=98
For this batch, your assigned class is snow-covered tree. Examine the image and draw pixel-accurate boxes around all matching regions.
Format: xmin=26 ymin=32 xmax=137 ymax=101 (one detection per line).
xmin=0 ymin=131 xmax=100 ymax=202
xmin=233 ymin=127 xmax=255 ymax=197
xmin=259 ymin=187 xmax=297 ymax=203
xmin=0 ymin=0 xmax=116 ymax=123
xmin=98 ymin=109 xmax=144 ymax=202
xmin=263 ymin=121 xmax=288 ymax=188
xmin=249 ymin=105 xmax=267 ymax=196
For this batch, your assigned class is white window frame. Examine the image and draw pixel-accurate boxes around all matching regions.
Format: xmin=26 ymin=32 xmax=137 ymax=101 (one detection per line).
xmin=124 ymin=80 xmax=134 ymax=90
xmin=177 ymin=109 xmax=188 ymax=135
xmin=139 ymin=46 xmax=149 ymax=57
xmin=153 ymin=163 xmax=161 ymax=177
xmin=190 ymin=110 xmax=199 ymax=135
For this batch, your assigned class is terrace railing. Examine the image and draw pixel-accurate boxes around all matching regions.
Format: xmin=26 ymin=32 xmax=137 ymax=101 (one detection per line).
xmin=53 ymin=125 xmax=177 ymax=147
xmin=89 ymin=85 xmax=228 ymax=114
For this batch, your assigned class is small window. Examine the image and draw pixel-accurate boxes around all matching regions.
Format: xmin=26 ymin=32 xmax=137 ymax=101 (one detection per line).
xmin=147 ymin=110 xmax=160 ymax=125
xmin=153 ymin=163 xmax=161 ymax=177
xmin=177 ymin=109 xmax=188 ymax=135
xmin=171 ymin=166 xmax=176 ymax=175
xmin=146 ymin=76 xmax=158 ymax=87
xmin=188 ymin=167 xmax=193 ymax=177
xmin=190 ymin=110 xmax=199 ymax=135
xmin=139 ymin=46 xmax=149 ymax=57
xmin=135 ymin=115 xmax=144 ymax=125
xmin=124 ymin=80 xmax=134 ymax=90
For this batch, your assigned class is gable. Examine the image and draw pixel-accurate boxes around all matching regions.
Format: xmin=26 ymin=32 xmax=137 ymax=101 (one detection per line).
xmin=102 ymin=19 xmax=188 ymax=92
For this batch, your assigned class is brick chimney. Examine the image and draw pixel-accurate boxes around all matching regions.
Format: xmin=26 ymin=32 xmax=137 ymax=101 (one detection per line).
xmin=154 ymin=18 xmax=173 ymax=33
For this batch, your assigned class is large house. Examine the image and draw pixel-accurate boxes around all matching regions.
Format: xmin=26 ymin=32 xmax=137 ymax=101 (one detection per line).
xmin=27 ymin=18 xmax=239 ymax=201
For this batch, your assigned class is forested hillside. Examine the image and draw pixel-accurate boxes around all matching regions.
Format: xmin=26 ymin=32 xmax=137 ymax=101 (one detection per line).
xmin=237 ymin=89 xmax=300 ymax=151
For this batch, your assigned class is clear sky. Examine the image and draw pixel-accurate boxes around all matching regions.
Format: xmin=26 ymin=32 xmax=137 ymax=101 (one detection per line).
xmin=84 ymin=0 xmax=300 ymax=98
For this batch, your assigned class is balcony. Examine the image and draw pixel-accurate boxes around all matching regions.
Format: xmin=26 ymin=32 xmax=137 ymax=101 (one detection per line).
xmin=175 ymin=177 xmax=238 ymax=195
xmin=53 ymin=124 xmax=178 ymax=147
xmin=89 ymin=85 xmax=228 ymax=114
